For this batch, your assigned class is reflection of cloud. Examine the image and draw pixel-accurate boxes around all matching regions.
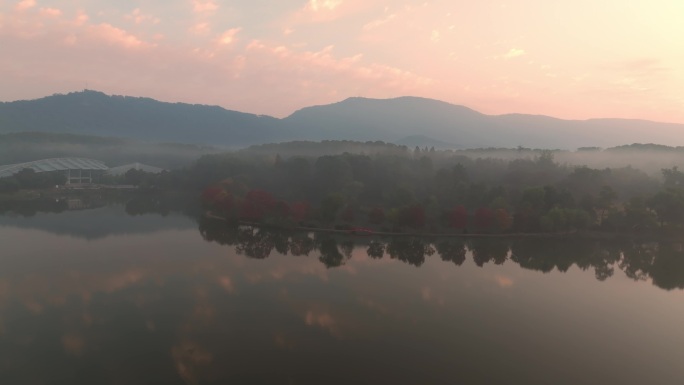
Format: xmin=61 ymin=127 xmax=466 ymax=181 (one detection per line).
xmin=421 ymin=286 xmax=432 ymax=301
xmin=304 ymin=310 xmax=340 ymax=337
xmin=495 ymin=274 xmax=514 ymax=288
xmin=172 ymin=341 xmax=214 ymax=385
xmin=273 ymin=332 xmax=296 ymax=349
xmin=62 ymin=333 xmax=86 ymax=356
xmin=105 ymin=270 xmax=144 ymax=292
xmin=420 ymin=286 xmax=445 ymax=305
xmin=359 ymin=297 xmax=388 ymax=315
xmin=218 ymin=276 xmax=235 ymax=293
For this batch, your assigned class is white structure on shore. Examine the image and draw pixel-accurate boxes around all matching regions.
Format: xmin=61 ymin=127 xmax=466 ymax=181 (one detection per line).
xmin=0 ymin=158 xmax=109 ymax=184
xmin=105 ymin=162 xmax=165 ymax=176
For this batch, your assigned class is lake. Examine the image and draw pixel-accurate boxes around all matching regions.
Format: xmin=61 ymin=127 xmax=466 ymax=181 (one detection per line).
xmin=1 ymin=203 xmax=684 ymax=384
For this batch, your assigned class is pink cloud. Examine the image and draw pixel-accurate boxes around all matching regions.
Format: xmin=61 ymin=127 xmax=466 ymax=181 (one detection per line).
xmin=306 ymin=0 xmax=343 ymax=12
xmin=290 ymin=0 xmax=377 ymax=24
xmin=87 ymin=23 xmax=152 ymax=49
xmin=39 ymin=7 xmax=62 ymax=18
xmin=14 ymin=0 xmax=36 ymax=12
xmin=192 ymin=0 xmax=218 ymax=14
xmin=189 ymin=22 xmax=210 ymax=35
xmin=217 ymin=27 xmax=241 ymax=45
xmin=125 ymin=8 xmax=160 ymax=25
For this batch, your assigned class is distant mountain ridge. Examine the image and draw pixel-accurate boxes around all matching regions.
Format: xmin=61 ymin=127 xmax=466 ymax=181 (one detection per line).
xmin=2 ymin=90 xmax=684 ymax=149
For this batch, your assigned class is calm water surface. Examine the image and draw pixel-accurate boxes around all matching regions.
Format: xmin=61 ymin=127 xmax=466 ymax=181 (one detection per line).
xmin=1 ymin=204 xmax=684 ymax=384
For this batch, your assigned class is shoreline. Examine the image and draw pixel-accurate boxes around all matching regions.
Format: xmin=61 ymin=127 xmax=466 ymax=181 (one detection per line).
xmin=204 ymin=212 xmax=639 ymax=240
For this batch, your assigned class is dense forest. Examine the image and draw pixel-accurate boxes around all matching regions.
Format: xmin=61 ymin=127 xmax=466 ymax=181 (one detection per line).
xmin=184 ymin=142 xmax=684 ymax=236
xmin=5 ymin=140 xmax=684 ymax=236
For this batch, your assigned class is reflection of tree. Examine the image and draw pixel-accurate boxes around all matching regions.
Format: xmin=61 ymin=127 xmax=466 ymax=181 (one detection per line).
xmin=236 ymin=227 xmax=275 ymax=259
xmin=435 ymin=240 xmax=466 ymax=266
xmin=386 ymin=237 xmax=434 ymax=267
xmin=317 ymin=237 xmax=346 ymax=268
xmin=339 ymin=240 xmax=355 ymax=259
xmin=510 ymin=239 xmax=618 ymax=281
xmin=125 ymin=196 xmax=170 ymax=216
xmin=289 ymin=233 xmax=315 ymax=256
xmin=272 ymin=231 xmax=290 ymax=255
xmin=469 ymin=239 xmax=509 ymax=267
xmin=0 ymin=198 xmax=68 ymax=217
xmin=197 ymin=220 xmax=684 ymax=289
xmin=198 ymin=218 xmax=240 ymax=246
xmin=366 ymin=241 xmax=385 ymax=259
xmin=511 ymin=239 xmax=577 ymax=273
xmin=650 ymin=242 xmax=684 ymax=290
xmin=619 ymin=241 xmax=656 ymax=281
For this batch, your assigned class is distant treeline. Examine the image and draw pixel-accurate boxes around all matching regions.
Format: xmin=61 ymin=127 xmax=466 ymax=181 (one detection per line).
xmin=173 ymin=142 xmax=684 ymax=236
xmin=6 ymin=139 xmax=684 ymax=236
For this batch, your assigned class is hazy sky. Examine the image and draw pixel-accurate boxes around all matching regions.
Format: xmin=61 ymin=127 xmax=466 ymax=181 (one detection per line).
xmin=1 ymin=0 xmax=683 ymax=121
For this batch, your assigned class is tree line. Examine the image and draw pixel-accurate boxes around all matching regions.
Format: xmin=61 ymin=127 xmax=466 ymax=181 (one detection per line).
xmin=187 ymin=145 xmax=684 ymax=236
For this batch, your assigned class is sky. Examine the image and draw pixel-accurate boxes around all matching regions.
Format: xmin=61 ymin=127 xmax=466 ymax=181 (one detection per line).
xmin=1 ymin=0 xmax=683 ymax=122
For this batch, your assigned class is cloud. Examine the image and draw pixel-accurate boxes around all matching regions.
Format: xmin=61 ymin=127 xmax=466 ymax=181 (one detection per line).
xmin=362 ymin=13 xmax=396 ymax=31
xmin=73 ymin=11 xmax=89 ymax=27
xmin=306 ymin=0 xmax=343 ymax=12
xmin=189 ymin=22 xmax=210 ymax=35
xmin=193 ymin=0 xmax=218 ymax=14
xmin=217 ymin=28 xmax=241 ymax=45
xmin=125 ymin=8 xmax=160 ymax=25
xmin=503 ymin=48 xmax=525 ymax=59
xmin=291 ymin=0 xmax=372 ymax=24
xmin=88 ymin=23 xmax=152 ymax=49
xmin=14 ymin=0 xmax=36 ymax=12
xmin=0 ymin=8 xmax=432 ymax=118
xmin=39 ymin=8 xmax=63 ymax=18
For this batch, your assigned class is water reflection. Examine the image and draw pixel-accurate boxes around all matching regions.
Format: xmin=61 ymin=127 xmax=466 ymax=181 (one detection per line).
xmin=2 ymin=206 xmax=684 ymax=384
xmin=199 ymin=217 xmax=684 ymax=291
xmin=0 ymin=194 xmax=198 ymax=239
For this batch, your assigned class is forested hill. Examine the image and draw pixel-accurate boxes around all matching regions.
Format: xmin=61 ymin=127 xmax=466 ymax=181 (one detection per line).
xmin=3 ymin=91 xmax=684 ymax=149
xmin=282 ymin=97 xmax=684 ymax=149
xmin=0 ymin=90 xmax=282 ymax=147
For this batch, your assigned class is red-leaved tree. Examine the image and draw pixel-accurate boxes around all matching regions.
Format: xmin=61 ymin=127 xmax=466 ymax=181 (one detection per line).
xmin=290 ymin=202 xmax=310 ymax=223
xmin=473 ymin=207 xmax=494 ymax=232
xmin=448 ymin=205 xmax=468 ymax=229
xmin=240 ymin=189 xmax=276 ymax=221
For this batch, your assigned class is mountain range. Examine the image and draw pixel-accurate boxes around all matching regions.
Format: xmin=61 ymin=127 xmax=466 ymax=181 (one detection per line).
xmin=1 ymin=90 xmax=683 ymax=149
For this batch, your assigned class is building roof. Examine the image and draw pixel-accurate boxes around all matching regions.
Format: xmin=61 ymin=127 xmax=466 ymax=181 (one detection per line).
xmin=106 ymin=162 xmax=165 ymax=176
xmin=0 ymin=158 xmax=109 ymax=178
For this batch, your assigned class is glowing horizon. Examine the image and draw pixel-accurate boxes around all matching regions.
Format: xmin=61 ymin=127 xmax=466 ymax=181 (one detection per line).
xmin=1 ymin=0 xmax=683 ymax=123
